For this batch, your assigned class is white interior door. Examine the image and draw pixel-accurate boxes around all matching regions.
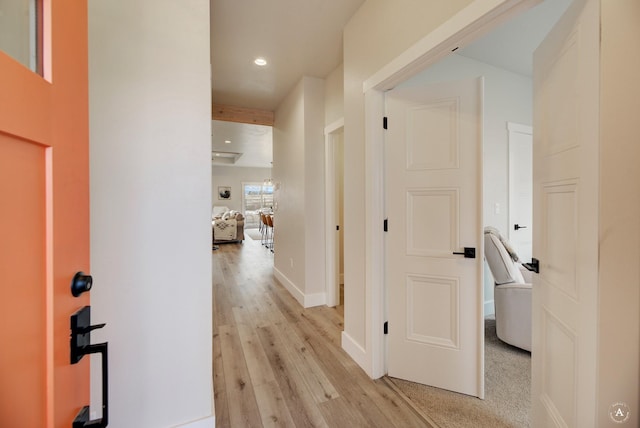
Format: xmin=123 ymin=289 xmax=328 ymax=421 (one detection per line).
xmin=507 ymin=122 xmax=533 ymax=262
xmin=386 ymin=77 xmax=483 ymax=398
xmin=325 ymin=123 xmax=344 ymax=307
xmin=532 ymin=0 xmax=600 ymax=426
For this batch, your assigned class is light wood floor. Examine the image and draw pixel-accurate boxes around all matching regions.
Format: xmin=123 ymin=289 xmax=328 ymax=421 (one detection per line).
xmin=213 ymin=236 xmax=433 ymax=427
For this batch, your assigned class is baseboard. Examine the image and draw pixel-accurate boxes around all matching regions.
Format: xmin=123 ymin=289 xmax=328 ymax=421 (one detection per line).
xmin=273 ymin=267 xmax=305 ymax=307
xmin=484 ymin=299 xmax=495 ymax=316
xmin=273 ymin=267 xmax=326 ymax=308
xmin=173 ymin=415 xmax=215 ymax=428
xmin=341 ymin=331 xmax=369 ymax=375
xmin=304 ymin=292 xmax=326 ymax=308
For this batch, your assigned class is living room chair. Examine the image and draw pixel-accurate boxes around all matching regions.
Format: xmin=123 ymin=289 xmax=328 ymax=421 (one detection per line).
xmin=484 ymin=227 xmax=532 ymax=352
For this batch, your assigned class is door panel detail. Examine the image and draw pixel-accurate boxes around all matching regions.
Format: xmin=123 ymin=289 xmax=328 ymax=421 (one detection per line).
xmin=406 ymin=274 xmax=459 ymax=349
xmin=542 ymin=182 xmax=578 ymax=299
xmin=406 ymin=188 xmax=459 ymax=256
xmin=0 ymin=135 xmax=47 ymax=427
xmin=541 ymin=31 xmax=580 ymax=156
xmin=540 ymin=309 xmax=577 ymax=427
xmin=406 ymin=98 xmax=459 ymax=171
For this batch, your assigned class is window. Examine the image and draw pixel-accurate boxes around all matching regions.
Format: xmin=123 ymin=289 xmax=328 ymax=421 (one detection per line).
xmin=0 ymin=0 xmax=43 ymax=74
xmin=242 ymin=183 xmax=274 ymax=228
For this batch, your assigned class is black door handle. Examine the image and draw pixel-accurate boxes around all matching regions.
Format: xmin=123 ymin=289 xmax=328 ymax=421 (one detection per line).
xmin=522 ymin=258 xmax=540 ymax=274
xmin=71 ymin=306 xmax=109 ymax=428
xmin=452 ymin=247 xmax=476 ymax=258
xmin=514 ymin=224 xmax=527 ymax=230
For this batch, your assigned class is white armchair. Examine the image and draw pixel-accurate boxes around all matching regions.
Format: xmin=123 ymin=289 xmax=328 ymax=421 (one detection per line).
xmin=484 ymin=227 xmax=532 ymax=352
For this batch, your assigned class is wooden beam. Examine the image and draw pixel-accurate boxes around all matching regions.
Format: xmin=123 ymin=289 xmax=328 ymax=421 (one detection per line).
xmin=212 ymin=104 xmax=274 ymax=126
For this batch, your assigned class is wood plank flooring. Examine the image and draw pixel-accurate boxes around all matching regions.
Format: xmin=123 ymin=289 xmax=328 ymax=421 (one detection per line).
xmin=213 ymin=236 xmax=433 ymax=427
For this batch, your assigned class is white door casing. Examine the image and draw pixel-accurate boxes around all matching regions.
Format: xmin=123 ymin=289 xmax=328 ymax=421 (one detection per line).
xmin=532 ymin=0 xmax=600 ymax=426
xmin=507 ymin=122 xmax=533 ymax=262
xmin=386 ymin=77 xmax=484 ymax=398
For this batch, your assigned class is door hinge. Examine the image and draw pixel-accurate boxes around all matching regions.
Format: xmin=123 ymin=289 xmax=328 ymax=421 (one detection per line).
xmin=383 ymin=117 xmax=388 ymax=129
xmin=383 ymin=219 xmax=388 ymax=232
xmin=336 ymin=225 xmax=340 ymax=231
xmin=384 ymin=321 xmax=388 ymax=335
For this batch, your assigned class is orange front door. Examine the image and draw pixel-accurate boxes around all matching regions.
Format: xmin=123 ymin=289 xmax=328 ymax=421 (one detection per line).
xmin=0 ymin=1 xmax=90 ymax=427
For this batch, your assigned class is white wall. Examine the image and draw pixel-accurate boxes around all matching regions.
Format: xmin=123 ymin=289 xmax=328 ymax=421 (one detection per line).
xmin=342 ymin=0 xmax=474 ymax=371
xmin=325 ymin=64 xmax=344 ymax=125
xmin=88 ymin=1 xmax=214 ymax=427
xmin=212 ymin=165 xmax=273 ymax=212
xmin=273 ymin=79 xmax=306 ymax=296
xmin=303 ymin=78 xmax=327 ymax=299
xmin=395 ymin=53 xmax=532 ymax=314
xmin=272 ymin=76 xmax=326 ymax=307
xmin=336 ymin=132 xmax=345 ymax=280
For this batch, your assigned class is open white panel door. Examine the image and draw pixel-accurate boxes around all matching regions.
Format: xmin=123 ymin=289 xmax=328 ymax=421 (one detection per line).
xmin=532 ymin=0 xmax=599 ymax=426
xmin=386 ymin=78 xmax=483 ymax=398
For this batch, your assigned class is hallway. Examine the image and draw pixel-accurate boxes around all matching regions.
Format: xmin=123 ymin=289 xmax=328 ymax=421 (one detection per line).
xmin=213 ymin=237 xmax=432 ymax=427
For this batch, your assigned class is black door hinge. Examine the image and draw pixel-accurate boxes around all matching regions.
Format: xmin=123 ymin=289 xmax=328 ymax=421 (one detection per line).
xmin=336 ymin=225 xmax=340 ymax=231
xmin=383 ymin=117 xmax=388 ymax=129
xmin=383 ymin=219 xmax=388 ymax=232
xmin=384 ymin=321 xmax=388 ymax=335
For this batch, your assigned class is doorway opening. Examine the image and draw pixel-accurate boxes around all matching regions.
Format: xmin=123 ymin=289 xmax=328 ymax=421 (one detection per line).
xmin=241 ymin=182 xmax=274 ymax=229
xmin=211 ymin=119 xmax=274 ymax=247
xmin=363 ymin=0 xmax=572 ymax=425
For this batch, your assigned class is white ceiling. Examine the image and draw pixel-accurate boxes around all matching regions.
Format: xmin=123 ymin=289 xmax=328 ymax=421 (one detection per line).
xmin=210 ymin=0 xmax=365 ymax=112
xmin=210 ymin=0 xmax=571 ymax=169
xmin=211 ymin=119 xmax=272 ymax=168
xmin=210 ymin=0 xmax=365 ymax=168
xmin=457 ymin=0 xmax=571 ymax=76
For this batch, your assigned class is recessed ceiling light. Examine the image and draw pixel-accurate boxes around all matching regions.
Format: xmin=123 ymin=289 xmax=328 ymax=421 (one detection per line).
xmin=254 ymin=57 xmax=267 ymax=66
xmin=224 ymin=140 xmax=231 ymax=144
xmin=212 ymin=151 xmax=243 ymax=164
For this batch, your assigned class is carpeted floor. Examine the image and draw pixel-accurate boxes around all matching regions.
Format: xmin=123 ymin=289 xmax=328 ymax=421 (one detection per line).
xmin=389 ymin=316 xmax=531 ymax=428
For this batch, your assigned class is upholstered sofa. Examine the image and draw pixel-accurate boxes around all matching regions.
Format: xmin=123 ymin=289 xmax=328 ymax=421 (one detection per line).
xmin=484 ymin=227 xmax=532 ymax=352
xmin=212 ymin=206 xmax=245 ymax=244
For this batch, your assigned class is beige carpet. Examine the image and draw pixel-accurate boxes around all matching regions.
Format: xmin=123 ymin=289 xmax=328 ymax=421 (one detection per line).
xmin=389 ymin=316 xmax=531 ymax=428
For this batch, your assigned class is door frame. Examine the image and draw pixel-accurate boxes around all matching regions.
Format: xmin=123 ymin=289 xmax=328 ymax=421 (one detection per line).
xmin=325 ymin=118 xmax=344 ymax=307
xmin=361 ymin=0 xmax=542 ymax=378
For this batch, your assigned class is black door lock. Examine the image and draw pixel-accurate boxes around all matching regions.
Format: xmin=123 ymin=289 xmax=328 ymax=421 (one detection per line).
xmin=71 ymin=272 xmax=93 ymax=297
